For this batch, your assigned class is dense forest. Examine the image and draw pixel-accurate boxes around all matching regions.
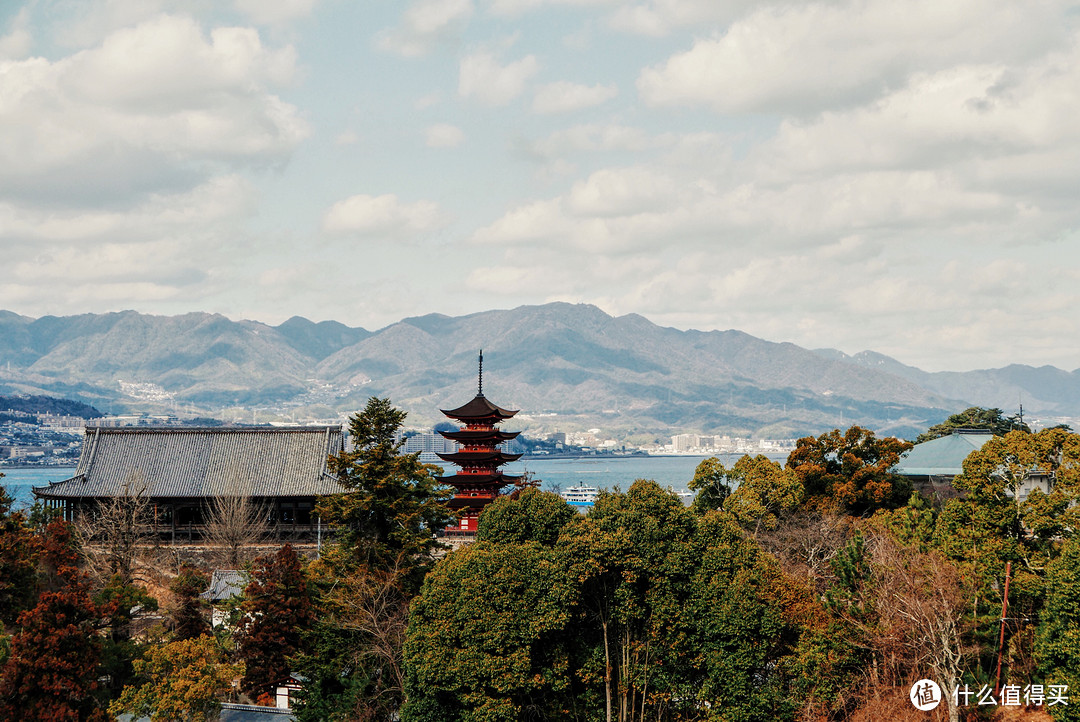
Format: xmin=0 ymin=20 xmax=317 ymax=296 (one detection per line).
xmin=0 ymin=394 xmax=103 ymax=419
xmin=0 ymin=402 xmax=1077 ymax=721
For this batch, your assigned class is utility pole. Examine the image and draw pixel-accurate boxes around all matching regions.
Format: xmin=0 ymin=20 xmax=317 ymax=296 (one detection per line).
xmin=994 ymin=561 xmax=1012 ymax=698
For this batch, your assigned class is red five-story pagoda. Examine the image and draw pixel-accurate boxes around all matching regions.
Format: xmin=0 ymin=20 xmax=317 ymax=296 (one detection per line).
xmin=437 ymin=351 xmax=521 ymax=537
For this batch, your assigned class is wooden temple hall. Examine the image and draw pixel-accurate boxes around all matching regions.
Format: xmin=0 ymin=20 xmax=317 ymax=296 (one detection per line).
xmin=33 ymin=426 xmax=345 ymax=541
xmin=436 ymin=351 xmax=522 ymax=537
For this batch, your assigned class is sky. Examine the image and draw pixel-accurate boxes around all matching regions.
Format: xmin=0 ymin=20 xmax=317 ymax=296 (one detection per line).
xmin=2 ymin=0 xmax=1079 ymax=373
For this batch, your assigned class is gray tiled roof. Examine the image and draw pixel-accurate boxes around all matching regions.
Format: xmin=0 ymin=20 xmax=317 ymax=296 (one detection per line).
xmin=201 ymin=570 xmax=248 ymax=601
xmin=35 ymin=426 xmax=344 ymax=500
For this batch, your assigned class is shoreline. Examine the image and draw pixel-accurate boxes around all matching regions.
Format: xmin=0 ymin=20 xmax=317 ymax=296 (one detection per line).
xmin=0 ymin=464 xmax=78 ymax=471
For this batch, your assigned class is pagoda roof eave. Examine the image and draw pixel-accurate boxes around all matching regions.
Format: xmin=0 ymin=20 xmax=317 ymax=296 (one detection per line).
xmin=440 ymin=394 xmax=518 ymax=421
xmin=436 ymin=473 xmax=521 ymax=486
xmin=439 ymin=429 xmax=521 ymax=442
xmin=435 ymin=451 xmax=522 ymax=464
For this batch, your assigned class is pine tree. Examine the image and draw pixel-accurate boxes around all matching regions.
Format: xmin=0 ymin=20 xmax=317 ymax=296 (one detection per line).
xmin=319 ymin=396 xmax=454 ymax=578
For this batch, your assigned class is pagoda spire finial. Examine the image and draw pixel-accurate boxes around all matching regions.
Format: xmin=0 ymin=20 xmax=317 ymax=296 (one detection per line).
xmin=478 ymin=350 xmax=484 ymax=396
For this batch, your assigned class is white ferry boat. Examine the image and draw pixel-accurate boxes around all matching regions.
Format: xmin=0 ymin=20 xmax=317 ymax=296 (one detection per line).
xmin=561 ymin=485 xmax=599 ymax=507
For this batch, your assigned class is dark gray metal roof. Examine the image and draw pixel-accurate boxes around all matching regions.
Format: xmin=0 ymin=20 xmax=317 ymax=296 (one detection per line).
xmin=34 ymin=426 xmax=344 ymax=500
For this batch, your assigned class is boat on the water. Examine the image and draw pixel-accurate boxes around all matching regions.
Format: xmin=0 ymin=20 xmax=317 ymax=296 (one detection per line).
xmin=560 ymin=485 xmax=599 ymax=507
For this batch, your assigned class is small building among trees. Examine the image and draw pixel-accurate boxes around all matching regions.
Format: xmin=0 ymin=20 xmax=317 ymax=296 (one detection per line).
xmin=33 ymin=425 xmax=344 ymax=541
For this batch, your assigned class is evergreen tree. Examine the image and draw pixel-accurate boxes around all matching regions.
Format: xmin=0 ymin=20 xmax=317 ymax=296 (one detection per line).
xmin=687 ymin=455 xmax=733 ymax=513
xmin=1037 ymin=535 xmax=1080 ymax=722
xmin=297 ymin=398 xmax=454 ymax=720
xmin=916 ymin=406 xmax=1030 ymax=443
xmin=170 ymin=565 xmax=210 ymax=642
xmin=475 ymin=487 xmax=579 ymax=546
xmin=238 ymin=544 xmax=313 ymax=701
xmin=319 ymin=396 xmax=455 ymax=578
xmin=403 ymin=481 xmax=823 ymax=722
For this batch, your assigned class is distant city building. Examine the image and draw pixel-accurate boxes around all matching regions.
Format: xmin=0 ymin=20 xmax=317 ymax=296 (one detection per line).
xmin=401 ymin=432 xmax=458 ymax=455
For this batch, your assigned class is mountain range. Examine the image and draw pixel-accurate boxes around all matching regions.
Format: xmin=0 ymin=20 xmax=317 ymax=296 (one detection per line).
xmin=1 ymin=304 xmax=1076 ymax=440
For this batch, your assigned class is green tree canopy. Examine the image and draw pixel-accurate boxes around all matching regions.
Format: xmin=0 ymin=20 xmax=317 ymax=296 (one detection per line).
xmin=402 ymin=541 xmax=575 ymax=721
xmin=916 ymin=406 xmax=1030 ymax=444
xmin=475 ymin=487 xmax=579 ymax=546
xmin=1036 ymin=535 xmax=1080 ymax=722
xmin=687 ymin=456 xmax=733 ymax=513
xmin=403 ymin=480 xmax=826 ymax=722
xmin=721 ymin=454 xmax=804 ymax=533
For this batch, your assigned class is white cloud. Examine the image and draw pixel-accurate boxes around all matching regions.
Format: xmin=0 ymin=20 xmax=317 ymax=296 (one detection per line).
xmin=425 ymin=123 xmax=465 ymax=147
xmin=0 ymin=174 xmax=257 ymax=310
xmin=0 ymin=15 xmax=306 ymax=205
xmin=234 ymin=0 xmax=319 ymax=25
xmin=637 ymin=0 xmax=1065 ymax=114
xmin=321 ymin=194 xmax=449 ymax=238
xmin=609 ymin=0 xmax=761 ymax=36
xmin=0 ymin=9 xmax=32 ymax=60
xmin=532 ymin=80 xmax=617 ymax=114
xmin=486 ymin=0 xmax=614 ymax=16
xmin=377 ymin=0 xmax=473 ymax=57
xmin=458 ymin=50 xmax=538 ymax=105
xmin=567 ymin=167 xmax=677 ymax=217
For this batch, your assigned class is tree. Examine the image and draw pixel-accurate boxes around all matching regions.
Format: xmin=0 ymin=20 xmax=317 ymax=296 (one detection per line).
xmin=786 ymin=426 xmax=912 ymax=514
xmin=916 ymin=406 xmax=1030 ymax=443
xmin=75 ymin=471 xmax=152 ymax=588
xmin=402 ymin=541 xmax=575 ymax=722
xmin=203 ymin=473 xmax=270 ymax=568
xmin=237 ymin=544 xmax=314 ymax=701
xmin=403 ymin=480 xmax=826 ymax=722
xmin=0 ymin=484 xmax=37 ymax=627
xmin=0 ymin=519 xmax=107 ymax=721
xmin=297 ymin=398 xmax=453 ymax=720
xmin=296 ymin=560 xmax=413 ymax=722
xmin=475 ymin=487 xmax=579 ymax=546
xmin=823 ymin=532 xmax=968 ymax=722
xmin=1036 ymin=535 xmax=1080 ymax=722
xmin=109 ymin=636 xmax=244 ymax=722
xmin=721 ymin=454 xmax=804 ymax=534
xmin=318 ymin=397 xmax=455 ymax=579
xmin=170 ymin=565 xmax=211 ymax=641
xmin=687 ymin=456 xmax=733 ymax=513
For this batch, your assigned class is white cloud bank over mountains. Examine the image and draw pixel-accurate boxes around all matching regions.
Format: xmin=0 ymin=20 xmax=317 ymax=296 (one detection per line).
xmin=1 ymin=0 xmax=1079 ymax=373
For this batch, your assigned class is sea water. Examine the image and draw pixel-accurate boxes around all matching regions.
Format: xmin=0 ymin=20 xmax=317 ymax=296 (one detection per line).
xmin=1 ymin=467 xmax=76 ymax=509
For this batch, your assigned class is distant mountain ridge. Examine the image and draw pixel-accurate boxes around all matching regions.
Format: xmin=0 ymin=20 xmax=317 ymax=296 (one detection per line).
xmin=0 ymin=304 xmax=1074 ymax=439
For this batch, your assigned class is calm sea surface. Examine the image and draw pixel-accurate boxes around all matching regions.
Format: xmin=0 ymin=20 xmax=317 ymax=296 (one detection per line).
xmin=500 ymin=453 xmax=788 ymax=494
xmin=1 ymin=454 xmax=788 ymax=510
xmin=2 ymin=467 xmax=77 ymax=509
